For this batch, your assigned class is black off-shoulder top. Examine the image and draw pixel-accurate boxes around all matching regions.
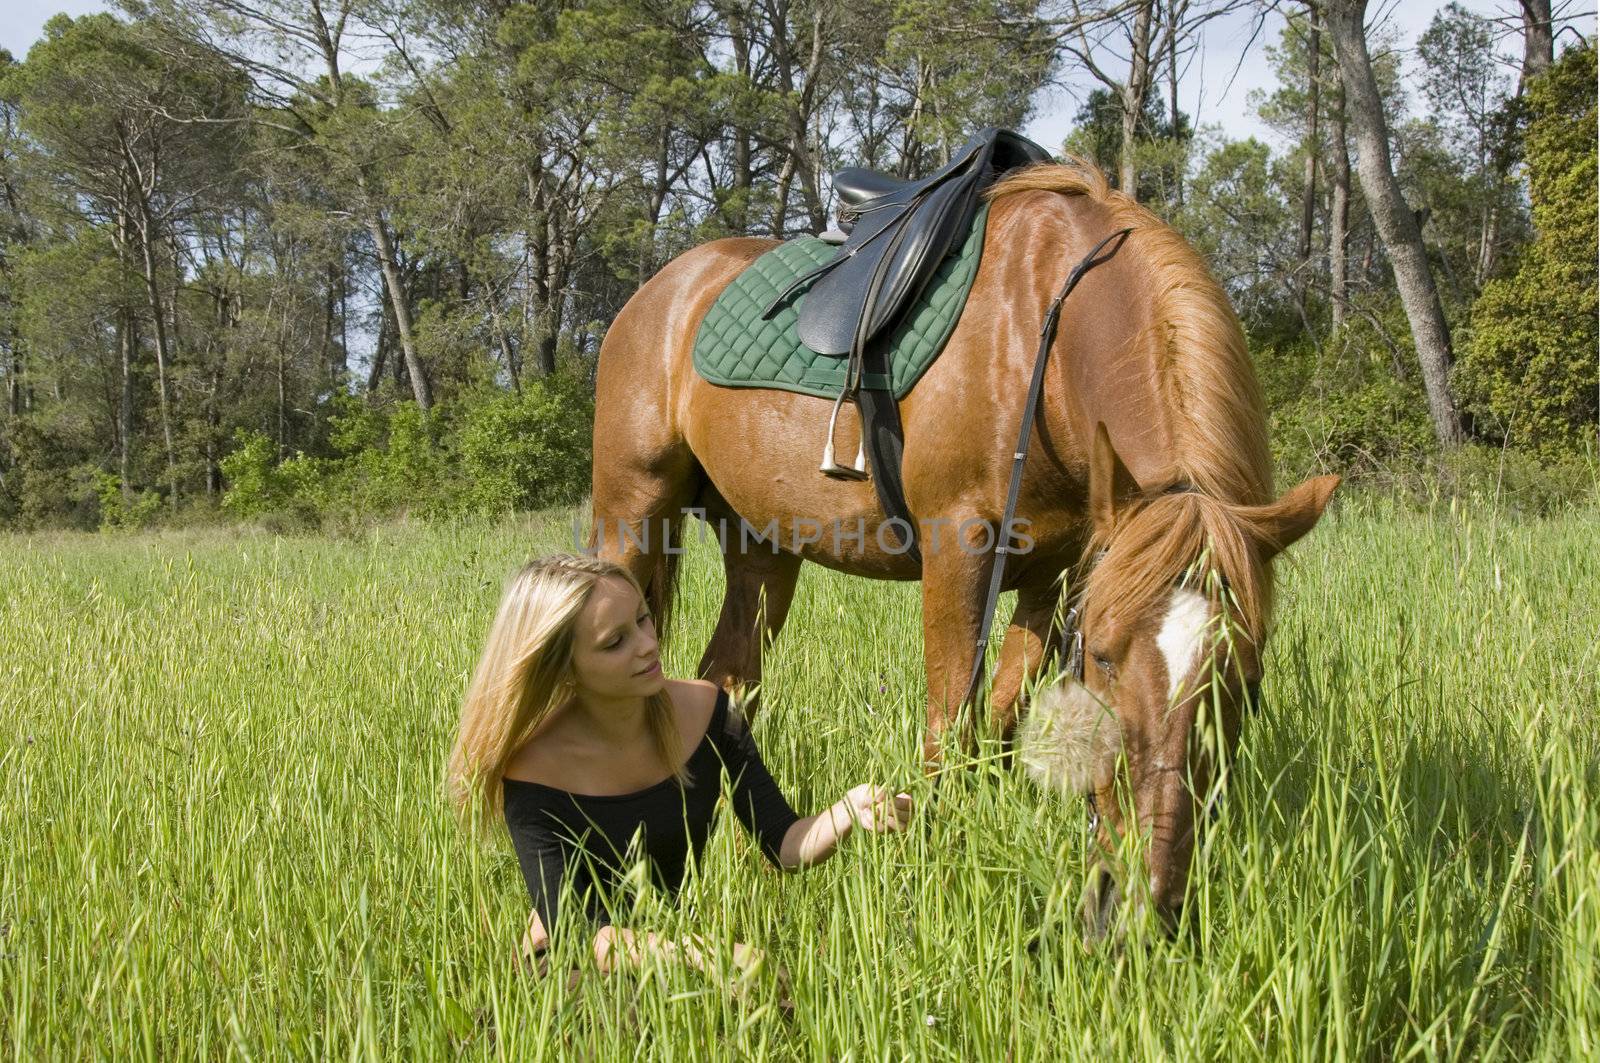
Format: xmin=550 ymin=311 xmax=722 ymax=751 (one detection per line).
xmin=502 ymin=686 xmax=801 ymax=947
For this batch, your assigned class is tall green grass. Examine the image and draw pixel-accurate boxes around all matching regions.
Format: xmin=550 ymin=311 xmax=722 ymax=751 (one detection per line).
xmin=3 ymin=497 xmax=1596 ymax=1059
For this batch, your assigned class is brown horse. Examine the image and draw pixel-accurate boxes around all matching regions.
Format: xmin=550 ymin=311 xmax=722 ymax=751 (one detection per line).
xmin=586 ymin=158 xmax=1338 ymax=935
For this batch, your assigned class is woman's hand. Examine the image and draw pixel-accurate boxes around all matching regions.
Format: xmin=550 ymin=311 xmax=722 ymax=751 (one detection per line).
xmin=779 ymin=783 xmax=914 ymax=868
xmin=517 ymin=908 xmax=550 ymax=975
xmin=839 ymin=783 xmax=914 ymax=833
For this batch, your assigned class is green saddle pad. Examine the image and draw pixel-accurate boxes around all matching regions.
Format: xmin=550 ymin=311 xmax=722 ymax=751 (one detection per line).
xmin=691 ymin=202 xmax=992 ymax=400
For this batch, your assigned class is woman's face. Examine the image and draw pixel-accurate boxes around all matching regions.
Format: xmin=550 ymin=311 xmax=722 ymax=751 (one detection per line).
xmin=566 ymin=576 xmax=664 ymax=699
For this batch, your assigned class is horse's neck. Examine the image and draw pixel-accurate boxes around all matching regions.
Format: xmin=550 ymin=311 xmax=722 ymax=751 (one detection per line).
xmin=1056 ymin=299 xmax=1184 ymax=491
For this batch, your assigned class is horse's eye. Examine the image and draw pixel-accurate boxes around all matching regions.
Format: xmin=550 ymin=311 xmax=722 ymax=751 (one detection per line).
xmin=1092 ymin=653 xmax=1115 ymax=678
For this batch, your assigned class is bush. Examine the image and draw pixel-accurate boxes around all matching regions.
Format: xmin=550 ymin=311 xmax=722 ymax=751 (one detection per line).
xmin=93 ymin=471 xmax=162 ymax=531
xmin=3 ymin=410 xmax=106 ymax=530
xmin=1256 ymin=322 xmax=1439 ymax=485
xmin=1456 ymin=41 xmax=1598 ymax=454
xmin=219 ymin=429 xmax=329 ymax=528
xmin=1434 ymin=442 xmax=1599 ymax=515
xmin=215 ymin=369 xmax=595 ymax=529
xmin=454 ymin=370 xmax=593 ymax=517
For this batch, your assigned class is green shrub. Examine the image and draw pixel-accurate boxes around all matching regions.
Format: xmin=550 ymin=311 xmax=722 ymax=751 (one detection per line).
xmin=333 ymin=402 xmax=449 ymax=519
xmin=1434 ymin=441 xmax=1599 ymax=515
xmin=1257 ymin=322 xmax=1439 ymax=486
xmin=3 ymin=411 xmax=104 ymax=530
xmin=215 ymin=371 xmax=594 ymax=529
xmin=93 ymin=471 xmax=162 ymax=531
xmin=454 ymin=370 xmax=593 ymax=517
xmin=218 ymin=429 xmax=284 ymax=520
xmin=1456 ymin=40 xmax=1598 ymax=454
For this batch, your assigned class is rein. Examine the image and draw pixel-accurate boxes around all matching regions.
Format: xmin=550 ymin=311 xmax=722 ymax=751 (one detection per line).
xmin=960 ymin=226 xmax=1132 ymax=713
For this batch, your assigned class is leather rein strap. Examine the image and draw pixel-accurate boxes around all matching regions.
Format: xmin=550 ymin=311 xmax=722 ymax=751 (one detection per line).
xmin=961 ymin=226 xmax=1134 ymax=713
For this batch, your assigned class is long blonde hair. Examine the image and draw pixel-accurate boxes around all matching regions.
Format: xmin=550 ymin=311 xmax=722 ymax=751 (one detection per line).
xmin=445 ymin=553 xmax=686 ymax=840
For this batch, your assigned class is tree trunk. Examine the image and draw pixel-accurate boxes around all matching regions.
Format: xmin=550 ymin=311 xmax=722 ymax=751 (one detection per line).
xmin=368 ymin=292 xmax=391 ymax=397
xmin=6 ymin=348 xmax=20 ymax=417
xmin=899 ymin=60 xmax=929 ymax=178
xmin=1119 ymin=0 xmax=1155 ymax=198
xmin=1299 ymin=6 xmax=1321 ymax=264
xmin=726 ymin=0 xmax=754 ymax=233
xmin=523 ymin=160 xmax=549 ymax=374
xmin=135 ymin=202 xmax=179 ymax=507
xmin=1167 ymin=0 xmax=1182 ymax=207
xmin=1326 ymin=0 xmax=1465 ymax=445
xmin=337 ymin=255 xmax=349 ymax=381
xmin=206 ymin=363 xmax=222 ymax=498
xmin=641 ymin=125 xmax=669 ymax=279
xmin=365 ymin=209 xmax=432 ymax=410
xmin=773 ymin=154 xmax=794 ymax=238
xmin=773 ymin=0 xmax=827 ymax=232
xmin=322 ymin=263 xmax=337 ymax=385
xmin=112 ymin=205 xmax=137 ymax=500
xmin=1330 ymin=73 xmax=1351 ymax=332
xmin=316 ymin=19 xmax=432 ymax=412
xmin=275 ymin=295 xmax=290 ymax=455
xmin=119 ymin=304 xmax=135 ymax=499
xmin=1518 ymin=0 xmax=1553 ymax=92
xmin=1475 ymin=204 xmax=1500 ymax=286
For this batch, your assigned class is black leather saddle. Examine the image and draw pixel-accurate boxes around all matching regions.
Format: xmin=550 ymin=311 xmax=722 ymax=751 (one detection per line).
xmin=763 ymin=127 xmax=1053 ymax=357
xmin=759 ymin=127 xmax=1053 ymax=566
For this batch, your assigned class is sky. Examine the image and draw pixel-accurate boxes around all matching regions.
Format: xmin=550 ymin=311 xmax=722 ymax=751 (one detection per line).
xmin=1020 ymin=0 xmax=1596 ymax=153
xmin=3 ymin=0 xmax=1591 ymax=157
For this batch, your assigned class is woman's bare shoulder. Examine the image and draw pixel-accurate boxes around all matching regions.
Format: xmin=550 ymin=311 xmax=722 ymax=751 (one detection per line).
xmin=503 ymin=728 xmax=572 ymax=787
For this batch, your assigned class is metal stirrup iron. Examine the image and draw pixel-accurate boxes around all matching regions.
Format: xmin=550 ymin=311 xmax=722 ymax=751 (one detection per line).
xmin=818 ymin=385 xmax=868 ymax=479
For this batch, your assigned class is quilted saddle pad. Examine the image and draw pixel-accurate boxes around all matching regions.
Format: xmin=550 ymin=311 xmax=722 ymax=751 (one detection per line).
xmin=690 ymin=201 xmax=991 ymax=400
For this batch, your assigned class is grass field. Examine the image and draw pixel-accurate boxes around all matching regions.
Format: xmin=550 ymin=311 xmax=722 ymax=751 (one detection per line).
xmin=3 ymin=494 xmax=1597 ymax=1060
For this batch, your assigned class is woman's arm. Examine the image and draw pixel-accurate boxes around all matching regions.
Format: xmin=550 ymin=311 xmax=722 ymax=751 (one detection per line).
xmin=777 ymin=784 xmax=914 ymax=869
xmin=505 ymin=791 xmax=612 ymax=972
xmin=712 ymin=695 xmax=914 ymax=870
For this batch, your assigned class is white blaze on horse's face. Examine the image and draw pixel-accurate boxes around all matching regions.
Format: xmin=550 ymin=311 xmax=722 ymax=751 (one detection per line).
xmin=1156 ymin=588 xmax=1211 ymax=703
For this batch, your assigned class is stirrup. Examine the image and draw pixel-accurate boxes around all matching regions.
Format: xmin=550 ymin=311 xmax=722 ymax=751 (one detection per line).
xmin=818 ymin=387 xmax=869 ymax=481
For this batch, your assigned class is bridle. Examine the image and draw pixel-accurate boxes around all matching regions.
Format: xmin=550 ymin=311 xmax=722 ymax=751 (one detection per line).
xmin=949 ymin=223 xmax=1269 ymax=840
xmin=1045 ymin=550 xmax=1264 ymax=839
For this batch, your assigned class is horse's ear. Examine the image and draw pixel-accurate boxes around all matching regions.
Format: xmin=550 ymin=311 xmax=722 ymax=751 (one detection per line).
xmin=1089 ymin=422 xmax=1140 ymax=535
xmin=1242 ymin=475 xmax=1340 ymax=560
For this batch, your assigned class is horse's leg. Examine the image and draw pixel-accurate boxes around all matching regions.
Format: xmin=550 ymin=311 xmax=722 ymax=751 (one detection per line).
xmin=986 ymin=579 xmax=1071 ymax=746
xmin=589 ymin=443 xmax=702 ymax=625
xmin=918 ymin=527 xmax=992 ymax=767
xmin=697 ymin=536 xmax=803 ymax=720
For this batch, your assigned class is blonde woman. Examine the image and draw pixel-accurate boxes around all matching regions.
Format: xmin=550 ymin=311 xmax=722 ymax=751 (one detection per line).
xmin=446 ymin=552 xmax=913 ymax=981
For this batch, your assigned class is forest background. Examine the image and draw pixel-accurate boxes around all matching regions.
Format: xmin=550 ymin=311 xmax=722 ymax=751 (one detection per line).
xmin=0 ymin=0 xmax=1595 ymax=533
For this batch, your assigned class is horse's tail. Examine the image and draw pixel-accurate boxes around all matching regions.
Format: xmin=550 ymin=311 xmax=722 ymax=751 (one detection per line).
xmin=648 ymin=522 xmax=685 ymax=652
xmin=579 ymin=503 xmax=685 ymax=648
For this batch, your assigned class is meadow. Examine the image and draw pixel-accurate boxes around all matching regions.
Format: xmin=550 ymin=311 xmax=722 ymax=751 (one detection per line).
xmin=2 ymin=494 xmax=1596 ymax=1060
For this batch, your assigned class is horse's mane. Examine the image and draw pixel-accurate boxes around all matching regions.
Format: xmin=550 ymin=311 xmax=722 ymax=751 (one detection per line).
xmin=984 ymin=158 xmax=1273 ymax=508
xmin=985 ymin=160 xmax=1277 ymax=641
xmin=1083 ymin=491 xmax=1272 ymax=648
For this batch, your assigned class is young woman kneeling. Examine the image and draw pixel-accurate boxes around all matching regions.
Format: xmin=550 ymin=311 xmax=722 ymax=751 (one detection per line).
xmin=446 ymin=553 xmax=912 ymax=983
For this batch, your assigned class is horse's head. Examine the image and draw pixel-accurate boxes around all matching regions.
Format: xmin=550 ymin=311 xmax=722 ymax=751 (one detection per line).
xmin=1022 ymin=424 xmax=1338 ymax=940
